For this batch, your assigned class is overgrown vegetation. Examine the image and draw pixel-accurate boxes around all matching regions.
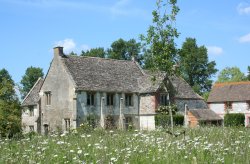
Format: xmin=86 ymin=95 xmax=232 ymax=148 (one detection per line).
xmin=224 ymin=113 xmax=245 ymax=127
xmin=155 ymin=114 xmax=184 ymax=127
xmin=0 ymin=127 xmax=249 ymax=163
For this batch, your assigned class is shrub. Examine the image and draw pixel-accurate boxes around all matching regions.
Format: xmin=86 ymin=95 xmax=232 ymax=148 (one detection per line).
xmin=224 ymin=113 xmax=245 ymax=127
xmin=155 ymin=114 xmax=184 ymax=128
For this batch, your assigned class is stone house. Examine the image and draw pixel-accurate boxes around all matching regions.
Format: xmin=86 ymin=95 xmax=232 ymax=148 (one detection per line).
xmin=21 ymin=47 xmax=207 ymax=134
xmin=21 ymin=78 xmax=43 ymax=133
xmin=207 ymin=82 xmax=250 ymax=127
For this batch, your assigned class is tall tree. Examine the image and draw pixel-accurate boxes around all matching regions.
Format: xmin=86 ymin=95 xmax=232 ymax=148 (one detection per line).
xmin=217 ymin=67 xmax=246 ymax=82
xmin=247 ymin=66 xmax=250 ymax=81
xmin=0 ymin=68 xmax=21 ymax=137
xmin=179 ymin=38 xmax=218 ymax=95
xmin=81 ymin=47 xmax=106 ymax=58
xmin=140 ymin=0 xmax=179 ymax=74
xmin=107 ymin=38 xmax=142 ymax=64
xmin=20 ymin=66 xmax=44 ymax=99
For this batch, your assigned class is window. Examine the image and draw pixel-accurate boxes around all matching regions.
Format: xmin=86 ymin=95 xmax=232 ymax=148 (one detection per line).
xmin=29 ymin=107 xmax=34 ymax=117
xmin=125 ymin=94 xmax=133 ymax=106
xmin=160 ymin=93 xmax=169 ymax=106
xmin=45 ymin=91 xmax=51 ymax=105
xmin=65 ymin=119 xmax=70 ymax=131
xmin=29 ymin=125 xmax=34 ymax=132
xmin=107 ymin=93 xmax=114 ymax=106
xmin=226 ymin=102 xmax=232 ymax=109
xmin=87 ymin=92 xmax=95 ymax=106
xmin=247 ymin=101 xmax=250 ymax=110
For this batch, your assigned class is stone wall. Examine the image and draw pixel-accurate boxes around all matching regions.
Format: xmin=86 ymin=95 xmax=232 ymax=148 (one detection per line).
xmin=21 ymin=105 xmax=39 ymax=133
xmin=40 ymin=50 xmax=76 ymax=133
xmin=76 ymin=91 xmax=139 ymax=128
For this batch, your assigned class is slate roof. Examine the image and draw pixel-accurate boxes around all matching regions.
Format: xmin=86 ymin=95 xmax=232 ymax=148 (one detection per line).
xmin=62 ymin=55 xmax=202 ymax=100
xmin=207 ymin=82 xmax=250 ymax=102
xmin=189 ymin=109 xmax=223 ymax=121
xmin=21 ymin=78 xmax=43 ymax=106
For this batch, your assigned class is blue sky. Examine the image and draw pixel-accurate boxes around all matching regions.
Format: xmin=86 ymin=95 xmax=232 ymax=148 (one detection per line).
xmin=1 ymin=0 xmax=250 ymax=84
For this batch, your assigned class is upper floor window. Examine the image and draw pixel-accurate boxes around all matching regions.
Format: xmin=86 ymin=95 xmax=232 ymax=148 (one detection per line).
xmin=29 ymin=106 xmax=34 ymax=117
xmin=45 ymin=91 xmax=51 ymax=105
xmin=87 ymin=92 xmax=95 ymax=106
xmin=160 ymin=93 xmax=169 ymax=106
xmin=247 ymin=101 xmax=250 ymax=110
xmin=125 ymin=94 xmax=133 ymax=106
xmin=107 ymin=93 xmax=114 ymax=106
xmin=225 ymin=102 xmax=232 ymax=110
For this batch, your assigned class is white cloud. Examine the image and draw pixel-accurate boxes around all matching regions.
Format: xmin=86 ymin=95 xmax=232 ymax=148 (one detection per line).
xmin=237 ymin=3 xmax=250 ymax=15
xmin=206 ymin=46 xmax=223 ymax=56
xmin=54 ymin=39 xmax=76 ymax=53
xmin=54 ymin=39 xmax=90 ymax=54
xmin=239 ymin=33 xmax=250 ymax=43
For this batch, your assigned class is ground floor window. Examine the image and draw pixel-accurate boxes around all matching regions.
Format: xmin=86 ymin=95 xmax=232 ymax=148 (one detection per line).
xmin=29 ymin=125 xmax=34 ymax=131
xmin=44 ymin=124 xmax=49 ymax=135
xmin=125 ymin=117 xmax=133 ymax=130
xmin=65 ymin=119 xmax=70 ymax=131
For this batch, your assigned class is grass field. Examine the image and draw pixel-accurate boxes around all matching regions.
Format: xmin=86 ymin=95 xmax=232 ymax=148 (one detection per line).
xmin=0 ymin=127 xmax=249 ymax=164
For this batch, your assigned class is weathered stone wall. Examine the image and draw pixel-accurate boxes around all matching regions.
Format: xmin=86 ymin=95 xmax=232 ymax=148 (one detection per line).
xmin=40 ymin=52 xmax=76 ymax=133
xmin=21 ymin=105 xmax=38 ymax=133
xmin=139 ymin=94 xmax=156 ymax=130
xmin=76 ymin=91 xmax=139 ymax=127
xmin=175 ymin=99 xmax=208 ymax=112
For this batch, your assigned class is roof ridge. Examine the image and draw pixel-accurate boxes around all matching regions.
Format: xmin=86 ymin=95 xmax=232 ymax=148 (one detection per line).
xmin=214 ymin=81 xmax=250 ymax=87
xmin=68 ymin=55 xmax=135 ymax=63
xmin=21 ymin=77 xmax=43 ymax=105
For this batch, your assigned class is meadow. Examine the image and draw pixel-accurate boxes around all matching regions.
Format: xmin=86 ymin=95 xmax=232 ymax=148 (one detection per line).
xmin=0 ymin=127 xmax=249 ymax=164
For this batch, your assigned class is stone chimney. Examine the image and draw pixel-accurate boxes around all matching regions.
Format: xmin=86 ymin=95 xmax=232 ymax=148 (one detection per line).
xmin=53 ymin=46 xmax=64 ymax=56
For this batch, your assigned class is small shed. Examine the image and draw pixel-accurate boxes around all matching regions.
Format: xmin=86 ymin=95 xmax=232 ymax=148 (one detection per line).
xmin=188 ymin=109 xmax=223 ymax=127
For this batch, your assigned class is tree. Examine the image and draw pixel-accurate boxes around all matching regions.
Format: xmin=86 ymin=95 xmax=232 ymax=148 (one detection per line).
xmin=179 ymin=38 xmax=218 ymax=95
xmin=20 ymin=66 xmax=44 ymax=99
xmin=247 ymin=66 xmax=250 ymax=81
xmin=69 ymin=51 xmax=78 ymax=56
xmin=217 ymin=67 xmax=246 ymax=83
xmin=140 ymin=0 xmax=179 ymax=74
xmin=0 ymin=68 xmax=21 ymax=137
xmin=107 ymin=38 xmax=142 ymax=64
xmin=81 ymin=47 xmax=106 ymax=58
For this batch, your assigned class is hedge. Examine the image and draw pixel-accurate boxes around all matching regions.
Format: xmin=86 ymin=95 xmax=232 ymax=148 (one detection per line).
xmin=155 ymin=114 xmax=184 ymax=127
xmin=224 ymin=113 xmax=245 ymax=127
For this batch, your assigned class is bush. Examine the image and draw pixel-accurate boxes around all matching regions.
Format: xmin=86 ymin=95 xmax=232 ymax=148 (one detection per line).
xmin=224 ymin=113 xmax=245 ymax=127
xmin=155 ymin=114 xmax=184 ymax=128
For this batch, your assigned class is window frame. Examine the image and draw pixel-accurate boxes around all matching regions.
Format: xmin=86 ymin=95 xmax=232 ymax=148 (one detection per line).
xmin=65 ymin=118 xmax=70 ymax=131
xmin=106 ymin=93 xmax=114 ymax=106
xmin=29 ymin=106 xmax=34 ymax=117
xmin=29 ymin=125 xmax=34 ymax=132
xmin=159 ymin=93 xmax=169 ymax=106
xmin=225 ymin=101 xmax=232 ymax=110
xmin=87 ymin=92 xmax=95 ymax=106
xmin=125 ymin=94 xmax=133 ymax=107
xmin=45 ymin=91 xmax=51 ymax=105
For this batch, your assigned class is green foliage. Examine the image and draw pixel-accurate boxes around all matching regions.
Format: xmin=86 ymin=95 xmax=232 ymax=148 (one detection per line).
xmin=217 ymin=67 xmax=246 ymax=83
xmin=155 ymin=114 xmax=184 ymax=127
xmin=247 ymin=66 xmax=250 ymax=81
xmin=179 ymin=38 xmax=218 ymax=95
xmin=0 ymin=68 xmax=21 ymax=137
xmin=107 ymin=38 xmax=142 ymax=64
xmin=140 ymin=0 xmax=179 ymax=74
xmin=20 ymin=66 xmax=44 ymax=99
xmin=81 ymin=47 xmax=106 ymax=58
xmin=224 ymin=113 xmax=245 ymax=127
xmin=0 ymin=127 xmax=249 ymax=163
xmin=69 ymin=51 xmax=77 ymax=56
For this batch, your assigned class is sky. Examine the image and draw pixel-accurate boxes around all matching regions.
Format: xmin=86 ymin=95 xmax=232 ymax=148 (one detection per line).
xmin=0 ymin=0 xmax=250 ymax=84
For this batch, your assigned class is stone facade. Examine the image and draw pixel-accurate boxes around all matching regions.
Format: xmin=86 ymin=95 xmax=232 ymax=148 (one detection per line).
xmin=22 ymin=47 xmax=207 ymax=134
xmin=22 ymin=105 xmax=39 ymax=133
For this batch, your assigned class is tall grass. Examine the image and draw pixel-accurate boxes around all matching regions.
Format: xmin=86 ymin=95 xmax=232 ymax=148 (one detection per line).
xmin=0 ymin=127 xmax=249 ymax=163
